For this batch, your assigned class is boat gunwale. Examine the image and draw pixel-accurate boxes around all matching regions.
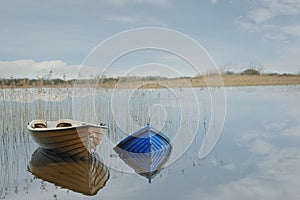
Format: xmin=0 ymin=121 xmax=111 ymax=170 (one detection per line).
xmin=27 ymin=119 xmax=107 ymax=132
xmin=117 ymin=124 xmax=171 ymax=148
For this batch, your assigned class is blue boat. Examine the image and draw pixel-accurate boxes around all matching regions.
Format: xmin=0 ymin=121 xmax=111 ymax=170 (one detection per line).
xmin=114 ymin=123 xmax=172 ymax=183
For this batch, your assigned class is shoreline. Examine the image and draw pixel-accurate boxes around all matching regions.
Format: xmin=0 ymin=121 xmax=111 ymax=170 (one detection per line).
xmin=1 ymin=75 xmax=300 ymax=89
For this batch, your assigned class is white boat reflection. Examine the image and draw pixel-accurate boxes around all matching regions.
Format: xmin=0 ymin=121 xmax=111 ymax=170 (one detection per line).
xmin=28 ymin=148 xmax=110 ymax=196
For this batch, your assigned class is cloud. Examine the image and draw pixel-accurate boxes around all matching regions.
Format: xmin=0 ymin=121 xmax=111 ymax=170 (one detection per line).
xmin=237 ymin=0 xmax=300 ymax=39
xmin=281 ymin=25 xmax=300 ymax=37
xmin=106 ymin=14 xmax=167 ymax=26
xmin=235 ymin=0 xmax=300 ymax=72
xmin=279 ymin=123 xmax=300 ymax=138
xmin=107 ymin=15 xmax=139 ymax=23
xmin=0 ymin=59 xmax=101 ymax=79
xmin=248 ymin=7 xmax=274 ymax=24
xmin=248 ymin=0 xmax=300 ymax=24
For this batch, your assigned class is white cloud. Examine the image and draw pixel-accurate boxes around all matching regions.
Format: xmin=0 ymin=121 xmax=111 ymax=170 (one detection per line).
xmin=0 ymin=59 xmax=101 ymax=79
xmin=235 ymin=0 xmax=300 ymax=72
xmin=248 ymin=7 xmax=274 ymax=24
xmin=107 ymin=15 xmax=138 ymax=23
xmin=249 ymin=0 xmax=300 ymax=24
xmin=106 ymin=14 xmax=167 ymax=26
xmin=280 ymin=124 xmax=300 ymax=138
xmin=237 ymin=0 xmax=300 ymax=38
xmin=281 ymin=25 xmax=300 ymax=37
xmin=248 ymin=139 xmax=273 ymax=155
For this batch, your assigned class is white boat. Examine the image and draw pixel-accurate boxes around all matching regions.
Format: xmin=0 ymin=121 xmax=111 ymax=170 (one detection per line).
xmin=27 ymin=119 xmax=107 ymax=159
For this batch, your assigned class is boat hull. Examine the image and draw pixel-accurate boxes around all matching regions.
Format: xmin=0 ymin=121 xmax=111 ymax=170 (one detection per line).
xmin=27 ymin=119 xmax=104 ymax=159
xmin=114 ymin=124 xmax=172 ymax=183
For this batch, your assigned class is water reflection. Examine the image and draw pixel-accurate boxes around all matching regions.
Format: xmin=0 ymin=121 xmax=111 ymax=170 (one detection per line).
xmin=28 ymin=148 xmax=110 ymax=196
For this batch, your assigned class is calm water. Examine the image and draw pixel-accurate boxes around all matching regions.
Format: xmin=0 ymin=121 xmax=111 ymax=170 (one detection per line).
xmin=1 ymin=85 xmax=300 ymax=199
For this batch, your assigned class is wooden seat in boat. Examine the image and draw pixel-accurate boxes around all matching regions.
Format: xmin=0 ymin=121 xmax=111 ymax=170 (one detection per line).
xmin=56 ymin=122 xmax=72 ymax=128
xmin=31 ymin=120 xmax=47 ymax=128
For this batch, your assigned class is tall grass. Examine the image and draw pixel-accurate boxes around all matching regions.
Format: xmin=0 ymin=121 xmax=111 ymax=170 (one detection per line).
xmin=0 ymin=87 xmax=73 ymax=198
xmin=0 ymin=84 xmax=211 ymax=198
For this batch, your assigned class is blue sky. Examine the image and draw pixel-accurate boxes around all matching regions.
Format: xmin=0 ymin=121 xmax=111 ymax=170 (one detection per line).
xmin=0 ymin=0 xmax=300 ymax=78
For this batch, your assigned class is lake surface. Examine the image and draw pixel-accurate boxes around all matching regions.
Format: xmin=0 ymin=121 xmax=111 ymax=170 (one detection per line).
xmin=1 ymin=85 xmax=300 ymax=200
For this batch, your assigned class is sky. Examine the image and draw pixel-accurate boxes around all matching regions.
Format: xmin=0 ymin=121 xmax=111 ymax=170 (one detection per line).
xmin=0 ymin=0 xmax=300 ymax=78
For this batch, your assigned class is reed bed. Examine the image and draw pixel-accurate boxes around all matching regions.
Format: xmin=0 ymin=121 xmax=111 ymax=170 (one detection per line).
xmin=0 ymin=85 xmax=211 ymax=198
xmin=0 ymin=87 xmax=73 ymax=198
